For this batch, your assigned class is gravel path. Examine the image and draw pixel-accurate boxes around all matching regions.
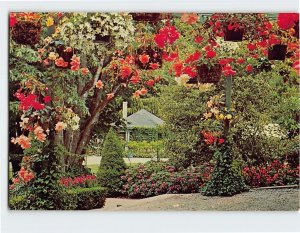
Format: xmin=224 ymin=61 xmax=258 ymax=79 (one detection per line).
xmin=96 ymin=188 xmax=299 ymax=211
xmin=84 ymin=156 xmax=168 ymax=165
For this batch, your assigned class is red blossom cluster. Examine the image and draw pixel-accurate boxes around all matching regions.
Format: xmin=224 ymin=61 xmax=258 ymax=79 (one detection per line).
xmin=243 ymin=160 xmax=299 ymax=187
xmin=60 ymin=175 xmax=97 ymax=188
xmin=201 ymin=130 xmax=225 ymax=145
xmin=15 ymin=92 xmax=46 ymax=111
xmin=277 ymin=13 xmax=299 ymax=30
xmin=154 ymin=25 xmax=180 ymax=48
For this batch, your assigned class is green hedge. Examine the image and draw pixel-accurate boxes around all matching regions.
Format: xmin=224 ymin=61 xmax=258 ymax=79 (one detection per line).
xmin=127 ymin=140 xmax=166 ymax=158
xmin=9 ymin=187 xmax=107 ymax=210
xmin=68 ymin=187 xmax=107 ymax=210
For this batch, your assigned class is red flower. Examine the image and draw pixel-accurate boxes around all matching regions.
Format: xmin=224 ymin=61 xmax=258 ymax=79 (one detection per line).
xmin=162 ymin=52 xmax=178 ymax=61
xmin=206 ymin=50 xmax=216 ymax=59
xmin=194 ymin=36 xmax=203 ymax=44
xmin=154 ymin=26 xmax=180 ymax=48
xmin=173 ymin=60 xmax=183 ymax=76
xmin=120 ymin=65 xmax=132 ymax=79
xmin=140 ymin=87 xmax=148 ymax=95
xmin=130 ymin=75 xmax=141 ymax=84
xmin=277 ymin=13 xmax=299 ymax=30
xmin=183 ymin=66 xmax=197 ymax=78
xmin=236 ymin=58 xmax=245 ymax=64
xmin=9 ymin=14 xmax=17 ymax=27
xmin=222 ymin=65 xmax=236 ymax=76
xmin=247 ymin=43 xmax=257 ymax=51
xmin=149 ymin=63 xmax=160 ymax=70
xmin=218 ymin=138 xmax=225 ymax=144
xmin=145 ymin=79 xmax=155 ymax=87
xmin=139 ymin=54 xmax=150 ymax=64
xmin=292 ymin=60 xmax=300 ymax=75
xmin=246 ymin=64 xmax=253 ymax=72
xmin=155 ymin=76 xmax=161 ymax=82
xmin=218 ymin=58 xmax=230 ymax=66
xmin=185 ymin=51 xmax=201 ymax=63
xmin=43 ymin=96 xmax=51 ymax=103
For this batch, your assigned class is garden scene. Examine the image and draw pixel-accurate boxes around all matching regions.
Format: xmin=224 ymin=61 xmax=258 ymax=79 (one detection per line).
xmin=8 ymin=12 xmax=299 ymax=210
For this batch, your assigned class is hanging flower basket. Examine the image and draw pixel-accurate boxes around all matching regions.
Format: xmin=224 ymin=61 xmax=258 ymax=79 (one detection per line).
xmin=11 ymin=21 xmax=42 ymax=45
xmin=135 ymin=46 xmax=162 ymax=70
xmin=90 ymin=21 xmax=111 ymax=43
xmin=223 ymin=27 xmax=244 ymax=42
xmin=268 ymin=44 xmax=287 ymax=61
xmin=130 ymin=13 xmax=161 ymax=22
xmin=197 ymin=64 xmax=222 ymax=83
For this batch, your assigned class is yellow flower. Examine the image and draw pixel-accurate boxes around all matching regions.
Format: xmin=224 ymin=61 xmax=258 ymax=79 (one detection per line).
xmin=48 ymin=52 xmax=57 ymax=61
xmin=219 ymin=114 xmax=224 ymax=120
xmin=225 ymin=114 xmax=232 ymax=120
xmin=46 ymin=17 xmax=54 ymax=27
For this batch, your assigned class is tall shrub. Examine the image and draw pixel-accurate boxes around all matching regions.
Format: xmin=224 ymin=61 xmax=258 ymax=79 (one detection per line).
xmin=97 ymin=129 xmax=126 ymax=196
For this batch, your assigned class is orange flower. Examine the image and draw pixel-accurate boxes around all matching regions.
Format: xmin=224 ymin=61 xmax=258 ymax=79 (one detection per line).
xmin=133 ymin=90 xmax=142 ymax=98
xmin=95 ymin=80 xmax=103 ymax=89
xmin=120 ymin=65 xmax=132 ymax=78
xmin=55 ymin=122 xmax=67 ymax=132
xmin=70 ymin=55 xmax=80 ymax=71
xmin=81 ymin=67 xmax=89 ymax=75
xmin=16 ymin=135 xmax=31 ymax=149
xmin=149 ymin=63 xmax=160 ymax=70
xmin=181 ymin=13 xmax=199 ymax=25
xmin=55 ymin=57 xmax=68 ymax=68
xmin=140 ymin=87 xmax=148 ymax=95
xmin=106 ymin=93 xmax=114 ymax=100
xmin=34 ymin=126 xmax=46 ymax=142
xmin=130 ymin=75 xmax=141 ymax=84
xmin=139 ymin=54 xmax=150 ymax=64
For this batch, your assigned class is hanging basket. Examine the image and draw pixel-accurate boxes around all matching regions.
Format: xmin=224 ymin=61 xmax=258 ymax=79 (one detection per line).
xmin=130 ymin=13 xmax=161 ymax=22
xmin=268 ymin=44 xmax=287 ymax=61
xmin=135 ymin=46 xmax=162 ymax=70
xmin=11 ymin=21 xmax=42 ymax=45
xmin=197 ymin=64 xmax=222 ymax=83
xmin=90 ymin=21 xmax=111 ymax=43
xmin=223 ymin=27 xmax=244 ymax=42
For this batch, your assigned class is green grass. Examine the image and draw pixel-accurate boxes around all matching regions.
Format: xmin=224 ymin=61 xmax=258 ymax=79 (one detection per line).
xmin=87 ymin=162 xmax=139 ymax=174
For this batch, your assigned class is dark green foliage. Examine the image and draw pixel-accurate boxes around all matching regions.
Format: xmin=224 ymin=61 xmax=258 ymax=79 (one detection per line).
xmin=158 ymin=85 xmax=217 ymax=168
xmin=130 ymin=127 xmax=164 ymax=142
xmin=67 ymin=187 xmax=107 ymax=210
xmin=97 ymin=129 xmax=127 ymax=196
xmin=202 ymin=142 xmax=249 ymax=196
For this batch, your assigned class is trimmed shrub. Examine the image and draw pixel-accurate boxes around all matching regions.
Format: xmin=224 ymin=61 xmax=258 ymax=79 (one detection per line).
xmin=97 ymin=129 xmax=127 ymax=196
xmin=68 ymin=187 xmax=107 ymax=210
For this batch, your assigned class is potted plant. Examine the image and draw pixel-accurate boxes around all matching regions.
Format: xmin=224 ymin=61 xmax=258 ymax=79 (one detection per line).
xmin=203 ymin=13 xmax=272 ymax=42
xmin=10 ymin=12 xmax=42 ymax=45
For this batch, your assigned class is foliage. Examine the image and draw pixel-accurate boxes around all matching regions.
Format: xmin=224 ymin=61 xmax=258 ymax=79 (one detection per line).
xmin=67 ymin=186 xmax=107 ymax=210
xmin=127 ymin=140 xmax=166 ymax=158
xmin=97 ymin=128 xmax=127 ymax=196
xmin=158 ymin=84 xmax=218 ymax=168
xmin=120 ymin=161 xmax=213 ymax=198
xmin=242 ymin=160 xmax=299 ymax=187
xmin=129 ymin=127 xmax=164 ymax=142
xmin=9 ymin=195 xmax=27 ymax=210
xmin=202 ymin=142 xmax=249 ymax=196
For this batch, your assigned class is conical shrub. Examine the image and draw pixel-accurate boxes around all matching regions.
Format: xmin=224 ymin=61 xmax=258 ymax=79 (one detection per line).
xmin=97 ymin=128 xmax=126 ymax=196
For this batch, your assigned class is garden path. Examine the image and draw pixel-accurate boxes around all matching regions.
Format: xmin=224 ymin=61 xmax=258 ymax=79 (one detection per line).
xmin=85 ymin=156 xmax=168 ymax=165
xmin=95 ymin=188 xmax=299 ymax=211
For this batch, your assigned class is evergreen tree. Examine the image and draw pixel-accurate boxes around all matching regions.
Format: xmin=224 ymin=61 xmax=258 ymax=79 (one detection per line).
xmin=97 ymin=128 xmax=126 ymax=196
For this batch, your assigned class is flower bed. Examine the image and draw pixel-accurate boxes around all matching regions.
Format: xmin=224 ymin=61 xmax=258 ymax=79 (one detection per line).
xmin=242 ymin=160 xmax=299 ymax=187
xmin=120 ymin=162 xmax=213 ymax=198
xmin=60 ymin=174 xmax=97 ymax=188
